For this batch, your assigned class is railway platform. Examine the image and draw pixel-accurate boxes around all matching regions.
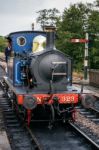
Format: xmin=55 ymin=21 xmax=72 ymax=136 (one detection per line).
xmin=73 ymin=78 xmax=99 ymax=97
xmin=0 ymin=131 xmax=11 ymax=150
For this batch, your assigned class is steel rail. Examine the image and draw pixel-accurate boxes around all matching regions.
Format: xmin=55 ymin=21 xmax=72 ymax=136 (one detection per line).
xmin=69 ymin=121 xmax=99 ymax=149
xmin=26 ymin=126 xmax=43 ymax=150
xmin=90 ymin=106 xmax=99 ymax=114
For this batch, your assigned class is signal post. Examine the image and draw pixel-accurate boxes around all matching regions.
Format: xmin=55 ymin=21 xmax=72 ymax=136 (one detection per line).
xmin=71 ymin=34 xmax=89 ymax=80
xmin=84 ymin=33 xmax=89 ymax=80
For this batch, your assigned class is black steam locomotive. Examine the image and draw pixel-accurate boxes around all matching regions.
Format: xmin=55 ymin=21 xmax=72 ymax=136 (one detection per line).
xmin=2 ymin=26 xmax=79 ymax=126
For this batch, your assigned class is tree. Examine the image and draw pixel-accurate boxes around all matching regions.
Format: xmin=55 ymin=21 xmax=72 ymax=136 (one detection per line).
xmin=37 ymin=9 xmax=48 ymax=30
xmin=48 ymin=8 xmax=60 ymax=25
xmin=56 ymin=1 xmax=99 ymax=71
xmin=87 ymin=2 xmax=99 ymax=69
xmin=56 ymin=3 xmax=89 ymax=71
xmin=36 ymin=8 xmax=60 ymax=30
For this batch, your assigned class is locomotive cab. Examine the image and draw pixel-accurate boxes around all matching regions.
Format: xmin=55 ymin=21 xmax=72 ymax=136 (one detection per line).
xmin=6 ymin=31 xmax=46 ymax=86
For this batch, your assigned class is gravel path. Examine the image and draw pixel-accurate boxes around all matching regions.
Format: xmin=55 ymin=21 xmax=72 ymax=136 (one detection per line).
xmin=75 ymin=111 xmax=99 ymax=138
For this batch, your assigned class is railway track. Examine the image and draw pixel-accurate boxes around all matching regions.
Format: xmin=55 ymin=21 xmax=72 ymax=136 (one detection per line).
xmin=76 ymin=105 xmax=99 ymax=124
xmin=69 ymin=122 xmax=99 ymax=149
xmin=0 ymin=66 xmax=99 ymax=149
xmin=0 ymin=94 xmax=42 ymax=150
xmin=29 ymin=120 xmax=99 ymax=150
xmin=0 ymin=88 xmax=99 ymax=149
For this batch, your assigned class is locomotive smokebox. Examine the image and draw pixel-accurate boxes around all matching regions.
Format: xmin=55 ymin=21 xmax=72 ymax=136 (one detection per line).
xmin=30 ymin=49 xmax=72 ymax=92
xmin=44 ymin=25 xmax=56 ymax=50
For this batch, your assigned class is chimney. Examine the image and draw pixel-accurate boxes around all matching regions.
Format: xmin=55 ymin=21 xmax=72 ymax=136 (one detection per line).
xmin=44 ymin=26 xmax=56 ymax=50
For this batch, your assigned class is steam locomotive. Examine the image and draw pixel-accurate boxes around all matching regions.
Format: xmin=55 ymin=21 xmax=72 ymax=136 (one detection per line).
xmin=2 ymin=26 xmax=79 ymax=126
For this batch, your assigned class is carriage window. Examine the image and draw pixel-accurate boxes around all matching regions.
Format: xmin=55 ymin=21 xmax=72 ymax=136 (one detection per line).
xmin=32 ymin=35 xmax=46 ymax=53
xmin=17 ymin=36 xmax=26 ymax=46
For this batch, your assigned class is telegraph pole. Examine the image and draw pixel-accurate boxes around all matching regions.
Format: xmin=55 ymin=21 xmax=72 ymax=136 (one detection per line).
xmin=84 ymin=33 xmax=89 ymax=80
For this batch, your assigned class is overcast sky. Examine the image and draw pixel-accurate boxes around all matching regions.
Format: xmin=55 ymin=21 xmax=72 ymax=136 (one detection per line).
xmin=0 ymin=0 xmax=95 ymax=35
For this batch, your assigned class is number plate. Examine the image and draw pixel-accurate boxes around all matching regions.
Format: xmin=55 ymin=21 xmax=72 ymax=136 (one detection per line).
xmin=58 ymin=94 xmax=78 ymax=104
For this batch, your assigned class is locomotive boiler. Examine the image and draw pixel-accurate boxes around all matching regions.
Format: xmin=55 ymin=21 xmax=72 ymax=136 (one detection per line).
xmin=3 ymin=26 xmax=79 ymax=126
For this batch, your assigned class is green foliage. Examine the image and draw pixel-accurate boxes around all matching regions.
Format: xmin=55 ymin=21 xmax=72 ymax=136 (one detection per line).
xmin=87 ymin=0 xmax=99 ymax=69
xmin=36 ymin=8 xmax=60 ymax=30
xmin=56 ymin=3 xmax=87 ymax=71
xmin=56 ymin=1 xmax=99 ymax=70
xmin=0 ymin=36 xmax=6 ymax=52
xmin=88 ymin=34 xmax=99 ymax=69
xmin=37 ymin=9 xmax=48 ymax=30
xmin=88 ymin=34 xmax=96 ymax=48
xmin=88 ymin=10 xmax=99 ymax=33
